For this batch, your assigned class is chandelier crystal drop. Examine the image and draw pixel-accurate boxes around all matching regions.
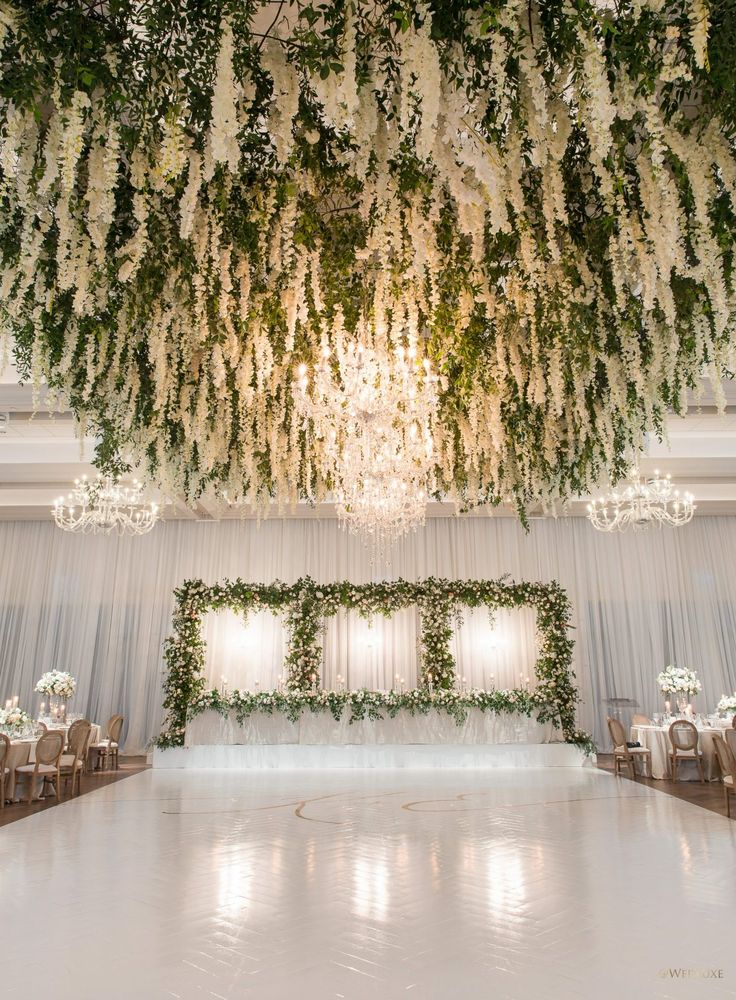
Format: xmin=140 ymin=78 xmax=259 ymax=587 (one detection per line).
xmin=587 ymin=469 xmax=695 ymax=532
xmin=52 ymin=474 xmax=161 ymax=536
xmin=294 ymin=335 xmax=441 ymax=551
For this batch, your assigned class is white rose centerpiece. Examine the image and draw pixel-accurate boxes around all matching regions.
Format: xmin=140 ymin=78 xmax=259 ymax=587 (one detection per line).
xmin=716 ymin=693 xmax=736 ymax=717
xmin=35 ymin=670 xmax=76 ymax=699
xmin=656 ymin=665 xmax=702 ymax=714
xmin=35 ymin=671 xmax=77 ymax=722
xmin=0 ymin=705 xmax=33 ymax=735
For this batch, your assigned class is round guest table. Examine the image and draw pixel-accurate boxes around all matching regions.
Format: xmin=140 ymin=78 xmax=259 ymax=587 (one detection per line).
xmin=629 ymin=723 xmax=727 ymax=781
xmin=5 ymin=723 xmax=102 ymax=801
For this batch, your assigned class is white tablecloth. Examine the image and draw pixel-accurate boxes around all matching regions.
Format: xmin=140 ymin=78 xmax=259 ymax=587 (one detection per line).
xmin=630 ymin=724 xmax=722 ymax=781
xmin=186 ymin=708 xmax=555 ymax=748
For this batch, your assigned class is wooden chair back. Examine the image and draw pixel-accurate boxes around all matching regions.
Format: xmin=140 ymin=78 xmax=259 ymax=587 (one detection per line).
xmin=35 ymin=730 xmax=64 ymax=766
xmin=607 ymin=716 xmax=627 ymax=750
xmin=68 ymin=720 xmax=91 ymax=757
xmin=725 ymin=728 xmax=736 ymax=760
xmin=0 ymin=731 xmax=9 ymax=767
xmin=713 ymin=736 xmax=734 ymax=780
xmin=632 ymin=714 xmax=652 ymax=726
xmin=732 ymin=714 xmax=736 ymax=729
xmin=669 ymin=720 xmax=698 ymax=752
xmin=107 ymin=715 xmax=124 ymax=745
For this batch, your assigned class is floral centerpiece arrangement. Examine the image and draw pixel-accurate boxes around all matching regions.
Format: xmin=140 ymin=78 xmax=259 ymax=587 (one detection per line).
xmin=34 ymin=671 xmax=77 ymax=699
xmin=0 ymin=705 xmax=32 ymax=735
xmin=716 ymin=693 xmax=736 ymax=716
xmin=657 ymin=665 xmax=702 ymax=713
xmin=34 ymin=671 xmax=77 ymax=722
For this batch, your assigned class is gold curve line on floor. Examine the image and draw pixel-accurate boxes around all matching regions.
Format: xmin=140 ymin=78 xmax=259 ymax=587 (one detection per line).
xmin=162 ymin=793 xmax=343 ymax=816
xmin=401 ymin=791 xmax=651 ymax=813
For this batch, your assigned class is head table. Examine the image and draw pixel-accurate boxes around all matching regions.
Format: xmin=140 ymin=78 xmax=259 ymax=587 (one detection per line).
xmin=630 ymin=721 xmax=731 ymax=781
xmin=5 ymin=722 xmax=102 ymax=800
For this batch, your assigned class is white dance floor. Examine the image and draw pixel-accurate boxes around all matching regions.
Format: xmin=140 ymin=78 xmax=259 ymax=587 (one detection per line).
xmin=1 ymin=767 xmax=734 ymax=999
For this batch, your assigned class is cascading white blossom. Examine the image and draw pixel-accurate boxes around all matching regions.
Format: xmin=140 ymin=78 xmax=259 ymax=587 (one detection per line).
xmin=0 ymin=0 xmax=731 ymax=528
xmin=209 ymin=22 xmax=241 ymax=172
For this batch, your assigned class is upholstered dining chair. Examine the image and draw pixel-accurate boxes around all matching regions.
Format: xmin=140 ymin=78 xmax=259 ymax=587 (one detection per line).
xmin=668 ymin=720 xmax=705 ymax=782
xmin=632 ymin=714 xmax=653 ymax=726
xmin=711 ymin=736 xmax=736 ymax=819
xmin=0 ymin=732 xmax=10 ymax=809
xmin=60 ymin=720 xmax=91 ymax=797
xmin=14 ymin=730 xmax=64 ymax=804
xmin=89 ymin=715 xmax=124 ymax=771
xmin=725 ymin=727 xmax=736 ymax=760
xmin=607 ymin=716 xmax=652 ymax=778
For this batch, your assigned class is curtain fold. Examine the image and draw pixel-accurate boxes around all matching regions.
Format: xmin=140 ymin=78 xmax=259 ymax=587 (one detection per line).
xmin=0 ymin=516 xmax=734 ymax=753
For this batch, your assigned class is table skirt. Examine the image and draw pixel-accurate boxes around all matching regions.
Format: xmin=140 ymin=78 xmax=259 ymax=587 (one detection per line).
xmin=186 ymin=708 xmax=555 ymax=748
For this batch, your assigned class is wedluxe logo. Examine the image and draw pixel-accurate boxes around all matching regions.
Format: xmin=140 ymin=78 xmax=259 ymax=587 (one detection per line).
xmin=658 ymin=969 xmax=724 ymax=980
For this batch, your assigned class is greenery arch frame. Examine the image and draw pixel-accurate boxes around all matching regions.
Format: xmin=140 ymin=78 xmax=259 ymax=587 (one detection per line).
xmin=156 ymin=575 xmax=592 ymax=752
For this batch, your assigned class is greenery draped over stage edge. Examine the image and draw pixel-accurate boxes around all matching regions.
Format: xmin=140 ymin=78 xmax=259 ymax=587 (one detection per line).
xmin=1 ymin=2 xmax=735 ymax=518
xmin=155 ymin=575 xmax=594 ymax=754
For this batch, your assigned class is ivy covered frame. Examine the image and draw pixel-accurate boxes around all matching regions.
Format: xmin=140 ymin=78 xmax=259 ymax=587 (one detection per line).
xmin=157 ymin=575 xmax=591 ymax=752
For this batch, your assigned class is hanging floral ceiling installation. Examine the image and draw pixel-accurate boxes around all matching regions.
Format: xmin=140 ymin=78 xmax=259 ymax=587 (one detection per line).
xmin=0 ymin=1 xmax=735 ymax=516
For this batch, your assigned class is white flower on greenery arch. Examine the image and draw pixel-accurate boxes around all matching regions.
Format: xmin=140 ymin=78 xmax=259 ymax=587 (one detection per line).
xmin=34 ymin=670 xmax=77 ymax=699
xmin=0 ymin=2 xmax=734 ymax=517
xmin=156 ymin=574 xmax=593 ymax=754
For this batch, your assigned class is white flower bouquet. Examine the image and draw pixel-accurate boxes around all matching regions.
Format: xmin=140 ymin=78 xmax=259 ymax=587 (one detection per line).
xmin=35 ymin=670 xmax=76 ymax=699
xmin=716 ymin=693 xmax=736 ymax=715
xmin=656 ymin=665 xmax=702 ymax=695
xmin=0 ymin=705 xmax=32 ymax=732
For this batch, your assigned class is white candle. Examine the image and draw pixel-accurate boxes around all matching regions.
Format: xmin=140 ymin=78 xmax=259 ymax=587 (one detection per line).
xmin=4 ymin=699 xmax=10 ymax=710
xmin=12 ymin=695 xmax=18 ymax=708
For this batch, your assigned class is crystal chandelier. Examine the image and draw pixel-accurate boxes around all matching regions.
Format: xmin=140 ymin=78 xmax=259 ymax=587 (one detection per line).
xmin=293 ymin=333 xmax=440 ymax=551
xmin=587 ymin=469 xmax=695 ymax=532
xmin=52 ymin=474 xmax=161 ymax=536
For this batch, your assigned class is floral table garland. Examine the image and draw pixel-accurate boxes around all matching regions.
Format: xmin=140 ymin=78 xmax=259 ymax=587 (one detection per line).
xmin=156 ymin=575 xmax=593 ymax=754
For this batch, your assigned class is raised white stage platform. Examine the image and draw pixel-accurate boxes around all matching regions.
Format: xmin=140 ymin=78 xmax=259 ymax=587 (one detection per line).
xmin=152 ymin=708 xmax=587 ymax=769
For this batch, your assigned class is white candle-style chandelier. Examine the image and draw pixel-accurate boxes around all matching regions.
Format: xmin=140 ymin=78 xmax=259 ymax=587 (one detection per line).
xmin=587 ymin=469 xmax=695 ymax=532
xmin=294 ymin=332 xmax=441 ymax=551
xmin=52 ymin=474 xmax=161 ymax=536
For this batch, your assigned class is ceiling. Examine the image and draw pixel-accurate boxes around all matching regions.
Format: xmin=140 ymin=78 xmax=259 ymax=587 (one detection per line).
xmin=2 ymin=361 xmax=736 ymax=522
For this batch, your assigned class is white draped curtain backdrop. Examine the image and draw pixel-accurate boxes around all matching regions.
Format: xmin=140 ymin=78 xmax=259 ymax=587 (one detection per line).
xmin=0 ymin=516 xmax=734 ymax=753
